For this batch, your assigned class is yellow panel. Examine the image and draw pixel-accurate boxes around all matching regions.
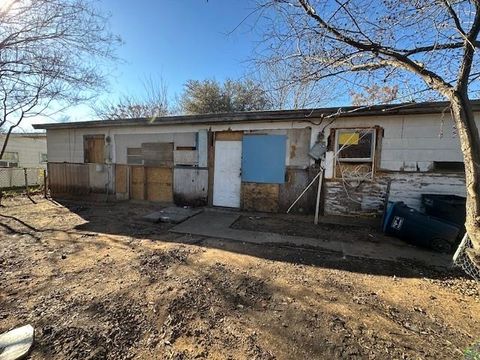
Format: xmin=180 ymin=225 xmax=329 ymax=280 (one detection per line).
xmin=339 ymin=132 xmax=359 ymax=145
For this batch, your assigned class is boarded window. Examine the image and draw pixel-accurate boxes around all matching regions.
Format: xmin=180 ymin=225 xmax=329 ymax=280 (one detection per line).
xmin=84 ymin=135 xmax=105 ymax=164
xmin=127 ymin=148 xmax=143 ymax=165
xmin=141 ymin=142 xmax=173 ymax=167
xmin=242 ymin=135 xmax=286 ymax=184
xmin=336 ymin=129 xmax=375 ymax=161
xmin=0 ymin=151 xmax=19 ymax=167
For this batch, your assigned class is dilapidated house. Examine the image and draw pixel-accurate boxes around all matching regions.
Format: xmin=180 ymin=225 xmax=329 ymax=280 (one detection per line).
xmin=33 ymin=100 xmax=478 ymax=217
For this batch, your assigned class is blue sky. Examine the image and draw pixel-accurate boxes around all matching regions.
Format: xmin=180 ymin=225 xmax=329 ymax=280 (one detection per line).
xmin=36 ymin=0 xmax=263 ymax=126
xmin=101 ymin=0 xmax=260 ymax=97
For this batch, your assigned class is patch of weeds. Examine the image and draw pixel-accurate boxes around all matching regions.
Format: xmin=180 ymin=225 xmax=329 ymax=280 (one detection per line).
xmin=465 ymin=342 xmax=480 ymax=360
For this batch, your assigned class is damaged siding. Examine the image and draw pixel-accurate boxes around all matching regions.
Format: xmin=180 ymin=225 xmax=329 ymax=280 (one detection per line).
xmin=324 ymin=172 xmax=466 ymax=216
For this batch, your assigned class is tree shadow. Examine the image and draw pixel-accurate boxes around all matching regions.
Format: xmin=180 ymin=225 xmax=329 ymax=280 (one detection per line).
xmin=0 ymin=197 xmax=465 ymax=280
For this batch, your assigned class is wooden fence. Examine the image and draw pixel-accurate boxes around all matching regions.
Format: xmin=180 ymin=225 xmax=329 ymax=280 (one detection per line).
xmin=48 ymin=162 xmax=173 ymax=202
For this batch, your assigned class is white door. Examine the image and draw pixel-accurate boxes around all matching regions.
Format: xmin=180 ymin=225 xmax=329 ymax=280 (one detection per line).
xmin=213 ymin=140 xmax=242 ymax=208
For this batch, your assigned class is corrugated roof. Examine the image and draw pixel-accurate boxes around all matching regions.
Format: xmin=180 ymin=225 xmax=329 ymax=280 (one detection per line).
xmin=32 ymin=100 xmax=480 ymax=130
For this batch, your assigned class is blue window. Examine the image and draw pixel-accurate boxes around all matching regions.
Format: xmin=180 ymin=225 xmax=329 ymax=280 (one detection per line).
xmin=242 ymin=134 xmax=286 ymax=183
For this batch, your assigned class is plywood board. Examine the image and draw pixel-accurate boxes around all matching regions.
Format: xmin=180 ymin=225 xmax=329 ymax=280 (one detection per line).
xmin=215 ymin=131 xmax=243 ymax=141
xmin=130 ymin=166 xmax=145 ymax=200
xmin=84 ymin=135 xmax=105 ymax=164
xmin=242 ymin=182 xmax=279 ymax=213
xmin=142 ymin=142 xmax=173 ymax=167
xmin=115 ymin=164 xmax=128 ymax=194
xmin=146 ymin=167 xmax=173 ymax=202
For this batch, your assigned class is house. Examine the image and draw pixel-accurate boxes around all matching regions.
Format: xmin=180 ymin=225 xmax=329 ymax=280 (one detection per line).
xmin=0 ymin=133 xmax=47 ymax=168
xmin=32 ymin=101 xmax=478 ymax=216
xmin=0 ymin=132 xmax=47 ymax=189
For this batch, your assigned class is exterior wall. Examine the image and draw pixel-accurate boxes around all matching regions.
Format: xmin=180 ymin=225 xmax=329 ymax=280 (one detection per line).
xmin=324 ymin=172 xmax=466 ymax=216
xmin=44 ymin=110 xmax=478 ymax=215
xmin=0 ymin=134 xmax=47 ymax=168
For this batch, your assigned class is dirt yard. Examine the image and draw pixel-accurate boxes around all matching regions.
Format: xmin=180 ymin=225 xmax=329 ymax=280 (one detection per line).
xmin=0 ymin=196 xmax=479 ymax=359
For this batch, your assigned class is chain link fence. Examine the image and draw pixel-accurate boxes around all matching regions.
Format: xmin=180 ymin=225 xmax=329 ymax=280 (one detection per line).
xmin=453 ymin=234 xmax=480 ymax=281
xmin=0 ymin=167 xmax=46 ymax=198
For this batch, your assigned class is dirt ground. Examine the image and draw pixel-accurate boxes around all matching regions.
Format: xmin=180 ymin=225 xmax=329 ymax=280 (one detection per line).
xmin=0 ymin=195 xmax=479 ymax=360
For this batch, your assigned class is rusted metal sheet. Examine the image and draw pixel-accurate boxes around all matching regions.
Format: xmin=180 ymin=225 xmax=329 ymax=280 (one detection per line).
xmin=242 ymin=182 xmax=279 ymax=213
xmin=146 ymin=167 xmax=173 ymax=202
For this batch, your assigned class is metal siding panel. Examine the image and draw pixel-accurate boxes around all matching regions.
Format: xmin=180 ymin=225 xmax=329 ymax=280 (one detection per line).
xmin=242 ymin=135 xmax=286 ymax=184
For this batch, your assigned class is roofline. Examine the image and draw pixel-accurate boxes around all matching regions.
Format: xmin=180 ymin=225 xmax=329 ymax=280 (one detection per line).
xmin=0 ymin=132 xmax=46 ymax=137
xmin=32 ymin=100 xmax=480 ymax=130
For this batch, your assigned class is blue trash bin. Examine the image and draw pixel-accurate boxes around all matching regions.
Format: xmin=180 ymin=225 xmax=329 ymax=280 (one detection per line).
xmin=383 ymin=202 xmax=460 ymax=253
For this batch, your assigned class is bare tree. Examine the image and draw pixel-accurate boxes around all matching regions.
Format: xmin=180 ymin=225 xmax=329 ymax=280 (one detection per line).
xmin=255 ymin=61 xmax=338 ymax=109
xmin=0 ymin=0 xmax=120 ymax=157
xmin=350 ymin=85 xmax=400 ymax=106
xmin=258 ymin=0 xmax=480 ymax=262
xmin=94 ymin=76 xmax=170 ymax=120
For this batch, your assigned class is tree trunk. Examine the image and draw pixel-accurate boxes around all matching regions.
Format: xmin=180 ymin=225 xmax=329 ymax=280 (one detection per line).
xmin=450 ymin=93 xmax=480 ymax=264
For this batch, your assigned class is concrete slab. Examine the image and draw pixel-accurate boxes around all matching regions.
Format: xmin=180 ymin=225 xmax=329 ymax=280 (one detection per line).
xmin=170 ymin=209 xmax=452 ymax=268
xmin=143 ymin=207 xmax=203 ymax=224
xmin=0 ymin=324 xmax=34 ymax=360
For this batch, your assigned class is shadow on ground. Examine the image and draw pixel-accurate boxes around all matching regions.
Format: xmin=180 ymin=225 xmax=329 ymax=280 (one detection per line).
xmin=0 ymin=196 xmax=464 ymax=280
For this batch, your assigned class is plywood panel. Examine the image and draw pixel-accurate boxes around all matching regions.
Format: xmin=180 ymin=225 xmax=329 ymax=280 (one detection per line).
xmin=84 ymin=135 xmax=105 ymax=164
xmin=215 ymin=131 xmax=243 ymax=141
xmin=130 ymin=166 xmax=145 ymax=200
xmin=142 ymin=142 xmax=173 ymax=167
xmin=115 ymin=164 xmax=128 ymax=194
xmin=146 ymin=167 xmax=173 ymax=202
xmin=242 ymin=182 xmax=279 ymax=213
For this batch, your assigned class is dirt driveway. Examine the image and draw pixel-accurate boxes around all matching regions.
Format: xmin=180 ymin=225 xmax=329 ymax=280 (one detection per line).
xmin=0 ymin=196 xmax=479 ymax=359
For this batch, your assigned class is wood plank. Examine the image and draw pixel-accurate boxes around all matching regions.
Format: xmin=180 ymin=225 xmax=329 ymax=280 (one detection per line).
xmin=115 ymin=164 xmax=128 ymax=194
xmin=242 ymin=182 xmax=279 ymax=212
xmin=84 ymin=135 xmax=105 ymax=164
xmin=215 ymin=131 xmax=243 ymax=141
xmin=130 ymin=166 xmax=145 ymax=200
xmin=146 ymin=167 xmax=173 ymax=202
xmin=141 ymin=142 xmax=173 ymax=167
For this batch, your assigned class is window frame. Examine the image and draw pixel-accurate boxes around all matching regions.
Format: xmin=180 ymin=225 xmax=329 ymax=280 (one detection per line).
xmin=40 ymin=152 xmax=48 ymax=163
xmin=0 ymin=151 xmax=19 ymax=167
xmin=126 ymin=147 xmax=144 ymax=165
xmin=334 ymin=128 xmax=376 ymax=163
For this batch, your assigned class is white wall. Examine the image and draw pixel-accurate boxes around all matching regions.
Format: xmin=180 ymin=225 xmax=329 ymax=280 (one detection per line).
xmin=314 ymin=112 xmax=477 ymax=172
xmin=0 ymin=134 xmax=47 ymax=168
xmin=46 ymin=111 xmax=477 ymax=172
